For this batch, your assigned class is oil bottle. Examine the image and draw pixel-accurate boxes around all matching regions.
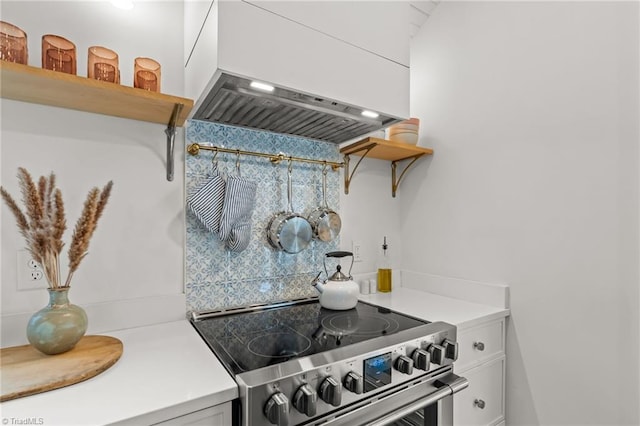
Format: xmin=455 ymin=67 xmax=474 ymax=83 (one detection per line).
xmin=377 ymin=236 xmax=392 ymax=292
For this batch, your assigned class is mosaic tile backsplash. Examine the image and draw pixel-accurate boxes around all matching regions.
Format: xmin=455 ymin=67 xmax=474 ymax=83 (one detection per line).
xmin=185 ymin=121 xmax=341 ymax=312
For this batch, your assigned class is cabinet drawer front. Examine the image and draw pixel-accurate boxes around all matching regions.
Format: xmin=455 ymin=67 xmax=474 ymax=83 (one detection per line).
xmin=454 ymin=357 xmax=505 ymax=426
xmin=456 ymin=320 xmax=504 ymax=371
xmin=154 ymin=403 xmax=231 ymax=426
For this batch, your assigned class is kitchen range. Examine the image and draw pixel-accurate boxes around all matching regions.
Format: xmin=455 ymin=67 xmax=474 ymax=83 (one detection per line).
xmin=190 ymin=297 xmax=468 ymax=426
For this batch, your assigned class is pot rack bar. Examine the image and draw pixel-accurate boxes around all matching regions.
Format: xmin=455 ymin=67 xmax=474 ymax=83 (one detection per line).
xmin=186 ymin=143 xmax=344 ymax=170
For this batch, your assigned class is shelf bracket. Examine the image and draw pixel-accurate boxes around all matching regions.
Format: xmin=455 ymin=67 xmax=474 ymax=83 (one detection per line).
xmin=165 ymin=103 xmax=184 ymax=182
xmin=391 ymin=154 xmax=425 ymax=198
xmin=343 ymin=143 xmax=377 ymax=195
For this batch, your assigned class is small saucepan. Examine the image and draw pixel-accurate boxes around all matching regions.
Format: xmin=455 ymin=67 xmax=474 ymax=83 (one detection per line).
xmin=308 ymin=164 xmax=341 ymax=242
xmin=267 ymin=160 xmax=312 ymax=254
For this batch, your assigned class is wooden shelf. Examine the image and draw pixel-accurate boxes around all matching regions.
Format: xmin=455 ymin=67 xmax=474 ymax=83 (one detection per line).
xmin=340 ymin=137 xmax=433 ymax=161
xmin=340 ymin=137 xmax=434 ymax=197
xmin=0 ymin=61 xmax=193 ymax=126
xmin=0 ymin=61 xmax=194 ymax=181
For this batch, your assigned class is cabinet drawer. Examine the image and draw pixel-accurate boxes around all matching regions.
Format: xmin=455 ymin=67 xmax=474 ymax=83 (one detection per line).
xmin=153 ymin=403 xmax=231 ymax=426
xmin=454 ymin=357 xmax=505 ymax=426
xmin=456 ymin=320 xmax=504 ymax=371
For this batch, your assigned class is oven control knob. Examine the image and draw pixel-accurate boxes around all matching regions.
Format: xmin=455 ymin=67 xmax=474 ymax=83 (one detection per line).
xmin=411 ymin=348 xmax=431 ymax=371
xmin=428 ymin=343 xmax=446 ymax=365
xmin=293 ymin=384 xmax=317 ymax=417
xmin=395 ymin=355 xmax=414 ymax=375
xmin=443 ymin=339 xmax=459 ymax=361
xmin=264 ymin=392 xmax=289 ymax=426
xmin=344 ymin=371 xmax=363 ymax=394
xmin=319 ymin=376 xmax=342 ymax=407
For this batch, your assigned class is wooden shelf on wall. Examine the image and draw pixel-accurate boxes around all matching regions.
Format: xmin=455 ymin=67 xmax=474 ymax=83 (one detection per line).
xmin=0 ymin=61 xmax=194 ymax=181
xmin=340 ymin=137 xmax=433 ymax=161
xmin=340 ymin=137 xmax=434 ymax=197
xmin=0 ymin=61 xmax=193 ymax=126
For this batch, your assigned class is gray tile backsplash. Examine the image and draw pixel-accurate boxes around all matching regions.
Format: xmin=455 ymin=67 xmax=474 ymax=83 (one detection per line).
xmin=185 ymin=121 xmax=340 ymax=312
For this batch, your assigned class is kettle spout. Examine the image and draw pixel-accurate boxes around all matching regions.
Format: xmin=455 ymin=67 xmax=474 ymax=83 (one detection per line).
xmin=311 ymin=272 xmax=324 ymax=293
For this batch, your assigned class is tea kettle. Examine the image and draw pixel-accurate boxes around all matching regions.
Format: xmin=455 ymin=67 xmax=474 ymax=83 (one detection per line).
xmin=312 ymin=251 xmax=360 ymax=310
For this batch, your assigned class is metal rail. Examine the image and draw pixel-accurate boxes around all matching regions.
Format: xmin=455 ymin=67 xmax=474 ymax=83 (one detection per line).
xmin=187 ymin=143 xmax=344 ymax=170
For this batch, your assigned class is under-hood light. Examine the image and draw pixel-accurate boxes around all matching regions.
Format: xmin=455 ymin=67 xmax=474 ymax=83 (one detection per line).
xmin=361 ymin=110 xmax=379 ymax=119
xmin=250 ymin=81 xmax=275 ymax=92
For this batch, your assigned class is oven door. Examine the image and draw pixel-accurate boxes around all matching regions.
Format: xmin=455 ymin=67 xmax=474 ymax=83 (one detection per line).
xmin=317 ymin=371 xmax=468 ymax=426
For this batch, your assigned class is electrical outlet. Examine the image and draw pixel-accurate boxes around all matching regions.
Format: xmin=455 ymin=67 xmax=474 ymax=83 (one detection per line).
xmin=17 ymin=250 xmax=46 ymax=291
xmin=352 ymin=241 xmax=363 ymax=263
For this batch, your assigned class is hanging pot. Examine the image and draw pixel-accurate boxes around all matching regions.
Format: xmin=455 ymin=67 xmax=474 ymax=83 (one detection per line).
xmin=267 ymin=160 xmax=313 ymax=254
xmin=308 ymin=164 xmax=341 ymax=242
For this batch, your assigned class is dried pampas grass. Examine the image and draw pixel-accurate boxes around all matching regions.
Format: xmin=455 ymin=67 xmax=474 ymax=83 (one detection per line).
xmin=1 ymin=167 xmax=113 ymax=289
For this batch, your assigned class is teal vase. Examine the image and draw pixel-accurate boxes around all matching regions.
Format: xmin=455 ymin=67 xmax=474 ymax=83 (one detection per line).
xmin=26 ymin=288 xmax=88 ymax=355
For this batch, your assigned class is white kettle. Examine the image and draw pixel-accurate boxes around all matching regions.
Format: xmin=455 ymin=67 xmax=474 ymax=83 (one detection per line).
xmin=312 ymin=251 xmax=360 ymax=310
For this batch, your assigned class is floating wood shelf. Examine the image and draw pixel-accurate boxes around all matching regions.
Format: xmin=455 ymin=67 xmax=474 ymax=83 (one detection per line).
xmin=0 ymin=61 xmax=193 ymax=125
xmin=0 ymin=61 xmax=194 ymax=181
xmin=340 ymin=137 xmax=434 ymax=197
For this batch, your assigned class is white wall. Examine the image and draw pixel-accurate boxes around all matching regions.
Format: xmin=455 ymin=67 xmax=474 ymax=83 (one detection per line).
xmin=1 ymin=1 xmax=187 ymax=345
xmin=407 ymin=1 xmax=639 ymax=425
xmin=339 ymin=156 xmax=404 ymax=282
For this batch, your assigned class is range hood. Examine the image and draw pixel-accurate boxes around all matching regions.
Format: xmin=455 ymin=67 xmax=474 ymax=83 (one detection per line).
xmin=191 ymin=73 xmax=400 ymax=144
xmin=185 ymin=1 xmax=410 ymax=144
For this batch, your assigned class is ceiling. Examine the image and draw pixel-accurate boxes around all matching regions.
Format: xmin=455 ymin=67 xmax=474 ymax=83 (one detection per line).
xmin=408 ymin=1 xmax=440 ymax=37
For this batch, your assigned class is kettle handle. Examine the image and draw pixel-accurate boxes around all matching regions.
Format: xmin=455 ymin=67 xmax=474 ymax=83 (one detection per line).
xmin=325 ymin=251 xmax=353 ymax=258
xmin=323 ymin=251 xmax=354 ymax=277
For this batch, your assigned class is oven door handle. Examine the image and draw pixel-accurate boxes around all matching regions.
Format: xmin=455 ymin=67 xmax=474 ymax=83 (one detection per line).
xmin=367 ymin=374 xmax=469 ymax=426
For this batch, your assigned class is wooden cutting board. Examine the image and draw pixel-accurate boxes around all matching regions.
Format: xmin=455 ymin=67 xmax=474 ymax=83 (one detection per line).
xmin=0 ymin=335 xmax=123 ymax=402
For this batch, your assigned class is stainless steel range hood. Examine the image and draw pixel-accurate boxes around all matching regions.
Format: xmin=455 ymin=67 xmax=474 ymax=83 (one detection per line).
xmin=185 ymin=1 xmax=410 ymax=144
xmin=191 ymin=73 xmax=401 ymax=144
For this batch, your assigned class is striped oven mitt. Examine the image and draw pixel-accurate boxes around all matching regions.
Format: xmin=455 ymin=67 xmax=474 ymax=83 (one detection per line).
xmin=186 ymin=167 xmax=226 ymax=234
xmin=218 ymin=175 xmax=258 ymax=252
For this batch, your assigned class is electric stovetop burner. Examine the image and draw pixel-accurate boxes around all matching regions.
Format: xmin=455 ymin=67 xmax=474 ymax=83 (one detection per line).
xmin=247 ymin=328 xmax=312 ymax=359
xmin=191 ymin=299 xmax=429 ymax=376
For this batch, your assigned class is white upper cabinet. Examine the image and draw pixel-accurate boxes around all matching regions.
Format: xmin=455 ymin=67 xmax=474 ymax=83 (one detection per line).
xmin=184 ymin=0 xmax=215 ymax=67
xmin=184 ymin=0 xmax=410 ymax=124
xmin=243 ymin=1 xmax=410 ymax=66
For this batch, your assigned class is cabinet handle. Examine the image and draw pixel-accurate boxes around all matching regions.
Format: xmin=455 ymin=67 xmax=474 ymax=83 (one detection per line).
xmin=474 ymin=399 xmax=486 ymax=409
xmin=473 ymin=341 xmax=485 ymax=351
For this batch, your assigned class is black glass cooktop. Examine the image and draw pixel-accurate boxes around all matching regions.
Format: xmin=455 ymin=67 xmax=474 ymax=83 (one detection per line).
xmin=191 ymin=300 xmax=429 ymax=376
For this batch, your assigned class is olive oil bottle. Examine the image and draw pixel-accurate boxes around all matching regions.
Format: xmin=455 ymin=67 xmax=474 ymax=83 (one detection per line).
xmin=377 ymin=236 xmax=392 ymax=293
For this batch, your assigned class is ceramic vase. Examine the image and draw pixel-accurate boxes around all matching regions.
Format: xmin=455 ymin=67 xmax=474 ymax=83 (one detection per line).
xmin=26 ymin=288 xmax=88 ymax=355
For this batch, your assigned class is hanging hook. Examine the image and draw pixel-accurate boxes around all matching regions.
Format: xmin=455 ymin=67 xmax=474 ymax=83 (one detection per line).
xmin=235 ymin=150 xmax=241 ymax=175
xmin=288 ymin=157 xmax=293 ymax=173
xmin=322 ymin=161 xmax=328 ymax=176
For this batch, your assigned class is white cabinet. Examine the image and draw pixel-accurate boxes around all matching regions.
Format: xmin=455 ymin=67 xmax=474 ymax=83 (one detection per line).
xmin=242 ymin=1 xmax=410 ymax=66
xmin=184 ymin=0 xmax=215 ymax=67
xmin=455 ymin=357 xmax=505 ymax=426
xmin=454 ymin=319 xmax=506 ymax=426
xmin=153 ymin=402 xmax=231 ymax=426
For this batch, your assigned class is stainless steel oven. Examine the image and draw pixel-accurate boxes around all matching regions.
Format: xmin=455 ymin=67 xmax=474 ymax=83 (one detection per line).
xmin=190 ymin=298 xmax=468 ymax=426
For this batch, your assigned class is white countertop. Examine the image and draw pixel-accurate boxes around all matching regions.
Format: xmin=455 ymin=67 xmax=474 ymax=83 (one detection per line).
xmin=0 ymin=320 xmax=238 ymax=426
xmin=359 ymin=287 xmax=510 ymax=329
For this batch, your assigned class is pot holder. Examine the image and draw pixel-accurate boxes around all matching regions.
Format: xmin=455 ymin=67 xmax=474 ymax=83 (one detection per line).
xmin=218 ymin=174 xmax=258 ymax=252
xmin=186 ymin=166 xmax=226 ymax=234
